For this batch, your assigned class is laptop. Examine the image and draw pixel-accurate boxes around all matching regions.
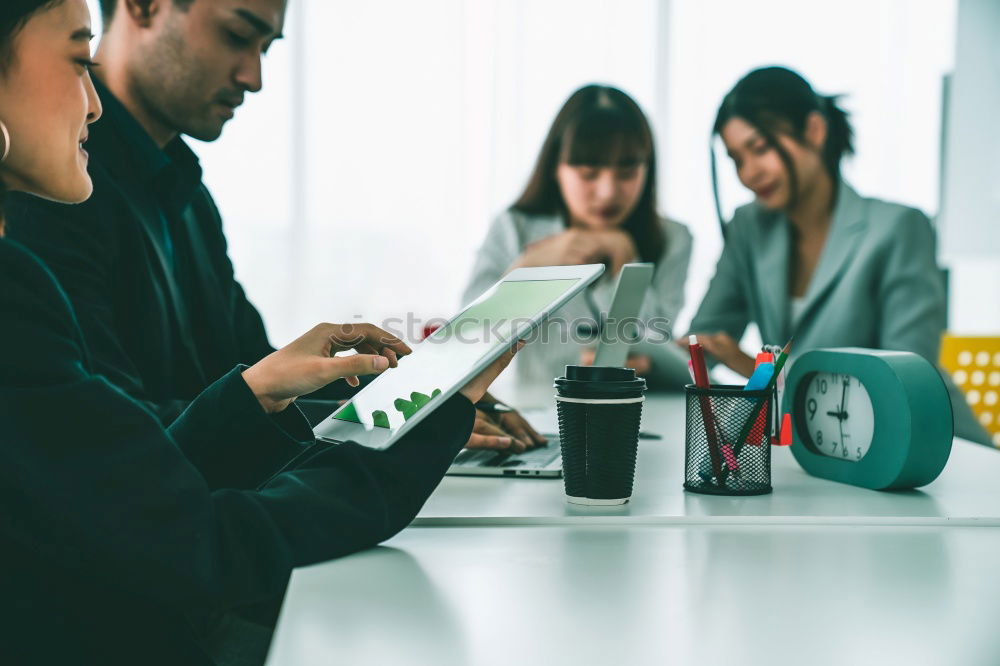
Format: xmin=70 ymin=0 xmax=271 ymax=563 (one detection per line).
xmin=446 ymin=263 xmax=655 ymax=477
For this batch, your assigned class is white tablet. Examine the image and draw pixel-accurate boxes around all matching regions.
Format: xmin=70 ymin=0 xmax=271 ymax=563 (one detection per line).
xmin=312 ymin=264 xmax=605 ymax=449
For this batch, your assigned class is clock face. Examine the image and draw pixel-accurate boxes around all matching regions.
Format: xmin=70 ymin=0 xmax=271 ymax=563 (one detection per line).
xmin=799 ymin=372 xmax=875 ymax=461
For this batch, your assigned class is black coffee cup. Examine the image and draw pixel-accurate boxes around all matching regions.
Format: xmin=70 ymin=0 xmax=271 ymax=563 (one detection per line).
xmin=554 ymin=365 xmax=646 ymax=505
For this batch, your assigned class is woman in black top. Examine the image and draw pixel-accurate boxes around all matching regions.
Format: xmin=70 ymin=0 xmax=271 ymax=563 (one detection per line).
xmin=0 ymin=2 xmax=517 ymax=663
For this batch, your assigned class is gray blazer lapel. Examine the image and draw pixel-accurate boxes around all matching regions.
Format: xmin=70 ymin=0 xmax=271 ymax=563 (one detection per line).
xmin=752 ymin=211 xmax=791 ymax=341
xmin=796 ymin=182 xmax=867 ymax=329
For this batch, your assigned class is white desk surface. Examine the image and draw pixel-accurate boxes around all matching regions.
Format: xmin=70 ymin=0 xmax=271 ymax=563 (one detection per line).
xmin=417 ymin=394 xmax=1000 ymax=526
xmin=266 ymin=524 xmax=1000 ymax=666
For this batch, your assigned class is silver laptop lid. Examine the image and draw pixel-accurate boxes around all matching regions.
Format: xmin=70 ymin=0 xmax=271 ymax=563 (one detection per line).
xmin=592 ymin=263 xmax=654 ymax=368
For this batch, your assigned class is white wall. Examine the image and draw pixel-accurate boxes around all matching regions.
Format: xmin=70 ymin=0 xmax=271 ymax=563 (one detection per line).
xmin=87 ymin=0 xmax=975 ymax=346
xmin=206 ymin=0 xmax=664 ymax=345
xmin=85 ymin=0 xmax=101 ymax=33
xmin=939 ymin=0 xmax=1000 ymax=333
xmin=660 ymin=0 xmax=958 ymax=332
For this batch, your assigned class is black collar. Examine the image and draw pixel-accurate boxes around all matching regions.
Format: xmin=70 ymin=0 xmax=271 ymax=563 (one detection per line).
xmin=89 ymin=77 xmax=204 ymax=216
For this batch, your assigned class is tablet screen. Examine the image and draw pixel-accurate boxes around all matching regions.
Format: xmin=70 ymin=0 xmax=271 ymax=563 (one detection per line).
xmin=331 ymin=278 xmax=579 ymax=430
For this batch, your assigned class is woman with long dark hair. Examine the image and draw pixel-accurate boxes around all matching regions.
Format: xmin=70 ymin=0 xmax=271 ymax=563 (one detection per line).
xmin=463 ymin=84 xmax=692 ymax=407
xmin=688 ymin=66 xmax=988 ymax=445
xmin=0 ymin=1 xmax=518 ymax=661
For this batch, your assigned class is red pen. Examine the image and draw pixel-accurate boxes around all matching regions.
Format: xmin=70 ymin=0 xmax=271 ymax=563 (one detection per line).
xmin=688 ymin=335 xmax=711 ymax=387
xmin=689 ymin=335 xmax=724 ymax=482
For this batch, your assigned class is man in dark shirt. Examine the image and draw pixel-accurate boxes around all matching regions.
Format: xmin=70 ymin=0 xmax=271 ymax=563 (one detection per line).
xmin=8 ymin=0 xmax=542 ymax=449
xmin=7 ymin=0 xmax=309 ymax=425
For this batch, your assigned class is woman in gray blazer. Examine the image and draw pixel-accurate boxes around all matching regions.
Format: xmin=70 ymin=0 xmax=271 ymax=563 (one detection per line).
xmin=463 ymin=85 xmax=693 ymax=411
xmin=689 ymin=66 xmax=989 ymax=445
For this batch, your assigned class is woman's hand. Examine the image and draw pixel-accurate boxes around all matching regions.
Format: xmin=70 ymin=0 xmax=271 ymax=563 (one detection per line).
xmin=242 ymin=323 xmax=412 ymax=413
xmin=682 ymin=332 xmax=756 ymax=378
xmin=580 ymin=348 xmax=651 ymax=375
xmin=512 ymin=228 xmax=637 ymax=276
xmin=593 ymin=229 xmax=638 ymax=275
xmin=458 ymin=340 xmax=525 ymax=405
xmin=512 ymin=229 xmax=604 ymax=269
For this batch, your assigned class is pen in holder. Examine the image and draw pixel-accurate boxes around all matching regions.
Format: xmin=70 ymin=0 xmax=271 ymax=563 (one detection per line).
xmin=683 ymin=384 xmax=774 ymax=495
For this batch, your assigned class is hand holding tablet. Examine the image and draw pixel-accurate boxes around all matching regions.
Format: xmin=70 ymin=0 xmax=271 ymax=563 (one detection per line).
xmin=242 ymin=322 xmax=411 ymax=413
xmin=313 ymin=264 xmax=605 ymax=449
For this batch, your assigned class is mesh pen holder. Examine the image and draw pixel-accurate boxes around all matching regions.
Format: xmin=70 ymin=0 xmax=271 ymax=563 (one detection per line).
xmin=683 ymin=384 xmax=774 ymax=496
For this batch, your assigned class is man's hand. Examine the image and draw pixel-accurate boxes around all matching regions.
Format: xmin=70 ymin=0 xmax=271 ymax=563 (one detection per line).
xmin=466 ymin=406 xmax=548 ymax=451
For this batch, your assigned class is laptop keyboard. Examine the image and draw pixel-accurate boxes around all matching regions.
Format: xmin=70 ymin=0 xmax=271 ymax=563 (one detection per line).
xmin=453 ymin=434 xmax=561 ymax=468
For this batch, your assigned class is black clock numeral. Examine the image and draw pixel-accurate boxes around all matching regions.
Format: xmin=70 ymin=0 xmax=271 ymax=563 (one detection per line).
xmin=807 ymin=398 xmax=817 ymax=421
xmin=815 ymin=431 xmax=823 ymax=448
xmin=856 ymin=447 xmax=862 ymax=460
xmin=819 ymin=379 xmax=828 ymax=394
xmin=842 ymin=446 xmax=848 ymax=458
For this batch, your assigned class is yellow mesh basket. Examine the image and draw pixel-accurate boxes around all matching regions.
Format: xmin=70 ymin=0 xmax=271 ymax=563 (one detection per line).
xmin=940 ymin=335 xmax=1000 ymax=448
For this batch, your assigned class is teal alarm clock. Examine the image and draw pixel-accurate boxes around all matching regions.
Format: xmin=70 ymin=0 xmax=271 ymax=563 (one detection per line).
xmin=782 ymin=348 xmax=953 ymax=490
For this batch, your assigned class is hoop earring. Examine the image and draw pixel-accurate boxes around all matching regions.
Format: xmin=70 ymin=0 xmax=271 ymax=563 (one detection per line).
xmin=0 ymin=120 xmax=10 ymax=163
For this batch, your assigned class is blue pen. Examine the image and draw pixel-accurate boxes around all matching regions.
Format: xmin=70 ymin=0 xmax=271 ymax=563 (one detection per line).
xmin=715 ymin=353 xmax=773 ymax=476
xmin=695 ymin=354 xmax=773 ymax=482
xmin=744 ymin=361 xmax=774 ymax=391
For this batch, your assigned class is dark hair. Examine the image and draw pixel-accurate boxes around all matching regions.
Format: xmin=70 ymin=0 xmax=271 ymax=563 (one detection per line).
xmin=98 ymin=0 xmax=113 ymax=23
xmin=710 ymin=66 xmax=854 ymax=238
xmin=513 ymin=84 xmax=666 ymax=264
xmin=100 ymin=0 xmax=195 ymax=26
xmin=0 ymin=0 xmax=63 ymax=233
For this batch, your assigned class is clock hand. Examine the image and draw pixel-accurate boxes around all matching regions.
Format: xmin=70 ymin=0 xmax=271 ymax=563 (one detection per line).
xmin=837 ymin=378 xmax=849 ymax=457
xmin=841 ymin=378 xmax=850 ymax=420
